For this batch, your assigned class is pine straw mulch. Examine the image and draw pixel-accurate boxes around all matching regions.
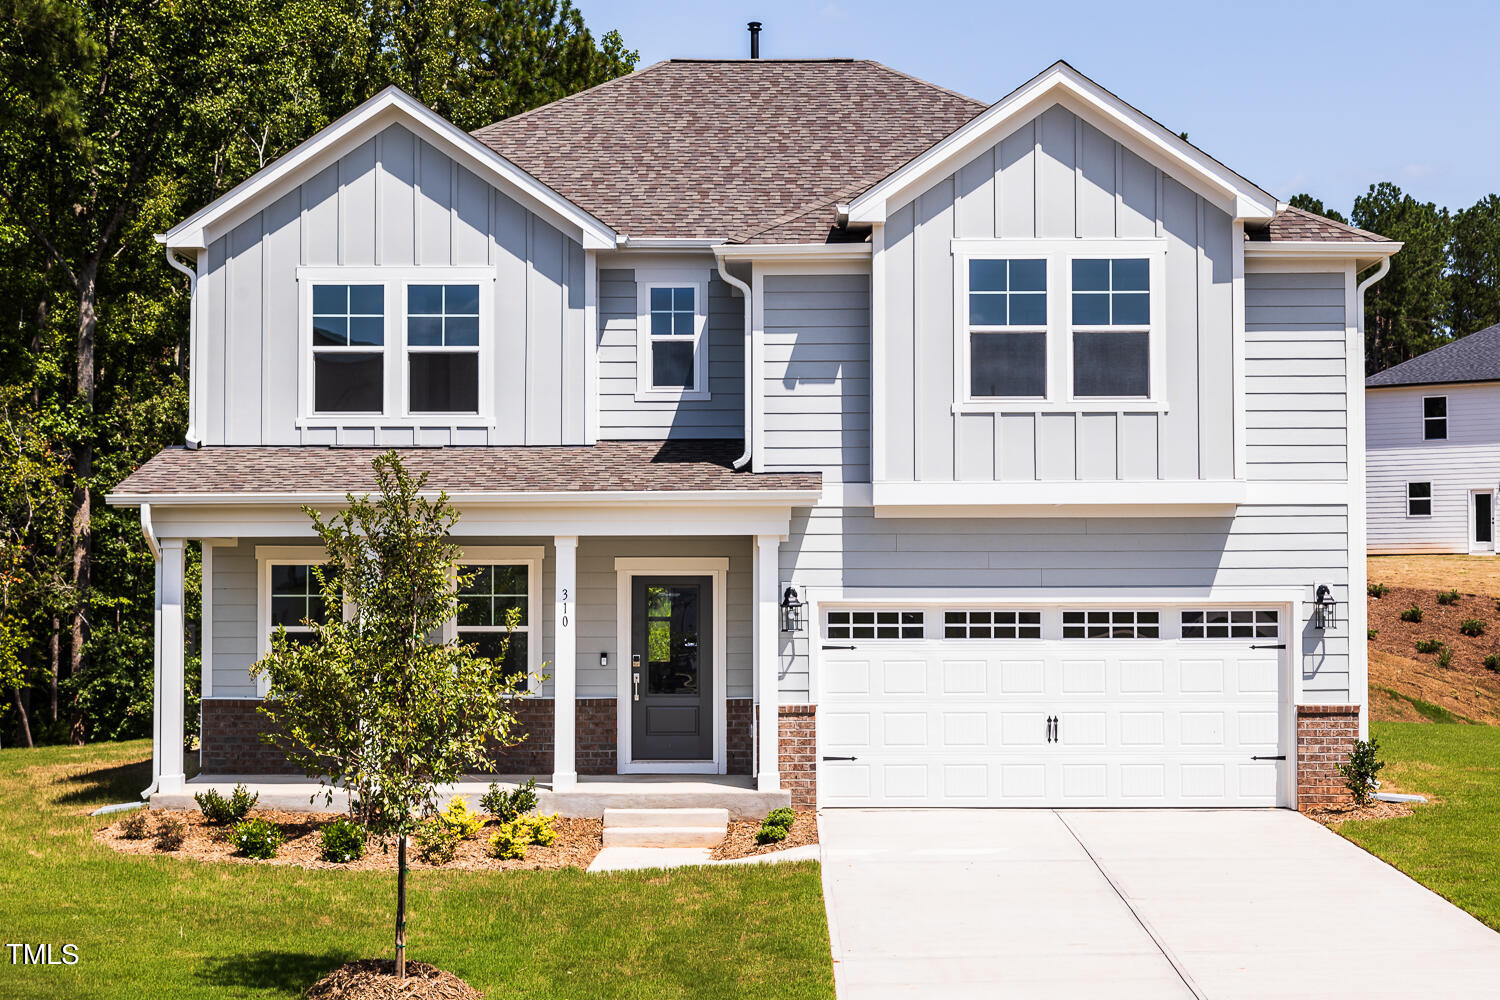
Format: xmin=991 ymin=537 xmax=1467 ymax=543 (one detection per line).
xmin=1368 ymin=586 xmax=1500 ymax=676
xmin=709 ymin=810 xmax=818 ymax=861
xmin=1305 ymin=797 xmax=1417 ymax=826
xmin=306 ymin=959 xmax=481 ymax=1000
xmin=96 ymin=809 xmax=602 ymax=872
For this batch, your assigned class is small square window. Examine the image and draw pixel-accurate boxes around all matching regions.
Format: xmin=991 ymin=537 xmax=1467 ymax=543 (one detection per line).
xmin=1408 ymin=482 xmax=1432 ymax=517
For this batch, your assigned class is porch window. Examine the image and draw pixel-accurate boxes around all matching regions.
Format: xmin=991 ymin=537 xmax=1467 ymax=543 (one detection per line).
xmin=311 ymin=283 xmax=385 ymax=413
xmin=407 ymin=283 xmax=480 ymax=413
xmin=635 ymin=273 xmax=709 ymax=401
xmin=457 ymin=563 xmax=532 ymax=682
xmin=267 ymin=562 xmax=332 ymax=646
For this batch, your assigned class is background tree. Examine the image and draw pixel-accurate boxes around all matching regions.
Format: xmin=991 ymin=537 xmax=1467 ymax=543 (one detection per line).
xmin=1448 ymin=194 xmax=1500 ymax=338
xmin=1352 ymin=182 xmax=1452 ymax=375
xmin=254 ymin=453 xmax=531 ymax=980
xmin=1288 ymin=192 xmax=1348 ymax=224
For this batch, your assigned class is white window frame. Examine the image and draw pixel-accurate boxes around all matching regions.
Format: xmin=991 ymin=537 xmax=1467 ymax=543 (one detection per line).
xmin=951 ymin=238 xmax=1168 ymax=413
xmin=297 ymin=266 xmax=496 ymax=427
xmin=941 ymin=608 xmax=1043 ymax=640
xmin=1407 ymin=481 xmax=1433 ymax=518
xmin=1060 ymin=608 xmax=1162 ymax=639
xmin=445 ymin=546 xmax=545 ymax=694
xmin=1180 ymin=608 xmax=1281 ymax=640
xmin=1422 ymin=394 xmax=1447 ymax=441
xmin=255 ymin=545 xmax=331 ymax=697
xmin=634 ymin=269 xmax=710 ymax=402
xmin=823 ymin=608 xmax=927 ymax=641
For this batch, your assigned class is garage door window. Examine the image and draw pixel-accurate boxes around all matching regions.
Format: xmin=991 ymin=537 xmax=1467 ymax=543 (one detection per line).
xmin=1181 ymin=609 xmax=1279 ymax=639
xmin=826 ymin=609 xmax=924 ymax=640
xmin=943 ymin=609 xmax=1042 ymax=639
xmin=1062 ymin=609 xmax=1159 ymax=639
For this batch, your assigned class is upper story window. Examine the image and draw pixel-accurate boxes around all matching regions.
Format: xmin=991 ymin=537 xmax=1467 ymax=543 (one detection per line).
xmin=1423 ymin=395 xmax=1447 ymax=440
xmin=954 ymin=239 xmax=1166 ymax=412
xmin=1407 ymin=481 xmax=1432 ymax=517
xmin=300 ymin=267 xmax=492 ymax=425
xmin=635 ymin=271 xmax=709 ymax=402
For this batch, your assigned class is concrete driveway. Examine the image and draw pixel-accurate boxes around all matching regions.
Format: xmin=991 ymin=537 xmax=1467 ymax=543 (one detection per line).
xmin=820 ymin=809 xmax=1500 ymax=998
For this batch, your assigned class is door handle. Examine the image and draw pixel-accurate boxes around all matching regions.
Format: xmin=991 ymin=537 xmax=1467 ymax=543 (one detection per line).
xmin=1055 ymin=715 xmax=1060 ymax=744
xmin=1046 ymin=715 xmax=1056 ymax=743
xmin=631 ymin=654 xmax=641 ymax=701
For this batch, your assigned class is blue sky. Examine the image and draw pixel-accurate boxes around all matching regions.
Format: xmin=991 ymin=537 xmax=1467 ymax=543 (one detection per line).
xmin=576 ymin=0 xmax=1498 ymax=214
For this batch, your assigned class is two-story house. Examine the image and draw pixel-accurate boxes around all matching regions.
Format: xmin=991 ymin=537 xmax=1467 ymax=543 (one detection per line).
xmin=110 ymin=58 xmax=1399 ymax=813
xmin=1367 ymin=323 xmax=1500 ymax=555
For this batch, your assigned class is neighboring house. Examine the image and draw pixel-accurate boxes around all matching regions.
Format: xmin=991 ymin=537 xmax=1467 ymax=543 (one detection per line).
xmin=1367 ymin=323 xmax=1500 ymax=555
xmin=110 ymin=56 xmax=1401 ymax=814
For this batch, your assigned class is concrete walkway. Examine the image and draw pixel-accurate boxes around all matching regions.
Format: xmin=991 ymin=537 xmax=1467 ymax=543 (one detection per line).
xmin=820 ymin=809 xmax=1500 ymax=999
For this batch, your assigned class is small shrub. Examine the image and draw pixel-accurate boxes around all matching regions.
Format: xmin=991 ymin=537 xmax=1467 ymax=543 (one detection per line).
xmin=1415 ymin=638 xmax=1444 ymax=654
xmin=1484 ymin=654 xmax=1500 ymax=672
xmin=488 ymin=820 xmax=529 ymax=860
xmin=1367 ymin=582 xmax=1389 ymax=598
xmin=414 ymin=818 xmax=462 ymax=865
xmin=755 ymin=823 xmax=789 ymax=845
xmin=437 ymin=796 xmax=485 ymax=840
xmin=1400 ymin=605 xmax=1423 ymax=623
xmin=319 ymin=817 xmax=367 ymax=863
xmin=1367 ymin=628 xmax=1378 ymax=640
xmin=765 ymin=807 xmax=795 ymax=830
xmin=194 ymin=783 xmax=258 ymax=824
xmin=1336 ymin=737 xmax=1385 ymax=807
xmin=118 ymin=809 xmax=150 ymax=840
xmin=154 ymin=816 xmax=186 ymax=852
xmin=1437 ymin=589 xmax=1460 ymax=606
xmin=1437 ymin=645 xmax=1454 ymax=669
xmin=231 ymin=818 xmax=285 ymax=860
xmin=481 ymin=778 xmax=538 ymax=822
xmin=519 ymin=813 xmax=559 ymax=847
xmin=1460 ymin=619 xmax=1487 ymax=637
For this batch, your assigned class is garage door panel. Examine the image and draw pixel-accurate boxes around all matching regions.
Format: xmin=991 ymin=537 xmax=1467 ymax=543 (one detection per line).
xmin=941 ymin=659 xmax=987 ymax=694
xmin=998 ymin=659 xmax=1045 ymax=693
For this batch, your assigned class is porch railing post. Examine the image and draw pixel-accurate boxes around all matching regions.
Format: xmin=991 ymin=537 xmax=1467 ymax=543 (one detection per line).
xmin=158 ymin=537 xmax=188 ymax=794
xmin=552 ymin=536 xmax=579 ymax=791
xmin=754 ymin=534 xmax=781 ymax=792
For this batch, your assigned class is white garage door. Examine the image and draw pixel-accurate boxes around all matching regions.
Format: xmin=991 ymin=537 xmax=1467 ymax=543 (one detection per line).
xmin=818 ymin=605 xmax=1287 ymax=808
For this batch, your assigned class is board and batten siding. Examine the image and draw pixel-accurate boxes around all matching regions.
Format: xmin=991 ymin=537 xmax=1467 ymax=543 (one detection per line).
xmin=596 ymin=269 xmax=746 ymax=439
xmin=881 ymin=104 xmax=1235 ymax=484
xmin=761 ymin=273 xmax=871 ymax=483
xmin=777 ymin=505 xmax=1352 ymax=704
xmin=1245 ymin=271 xmax=1348 ymax=481
xmin=1367 ymin=383 xmax=1500 ymax=553
xmin=198 ymin=122 xmax=587 ymax=447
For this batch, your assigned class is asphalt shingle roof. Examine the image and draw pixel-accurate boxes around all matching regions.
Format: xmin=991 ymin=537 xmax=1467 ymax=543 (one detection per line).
xmin=1249 ymin=205 xmax=1390 ymax=243
xmin=109 ymin=441 xmax=820 ymax=499
xmin=1366 ymin=323 xmax=1500 ymax=388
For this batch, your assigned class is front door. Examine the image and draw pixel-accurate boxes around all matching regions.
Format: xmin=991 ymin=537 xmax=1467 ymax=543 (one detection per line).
xmin=1475 ymin=491 xmax=1495 ymax=552
xmin=631 ymin=577 xmax=713 ymax=761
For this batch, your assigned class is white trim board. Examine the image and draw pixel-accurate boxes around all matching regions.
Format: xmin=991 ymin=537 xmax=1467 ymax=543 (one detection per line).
xmin=613 ymin=557 xmax=730 ymax=775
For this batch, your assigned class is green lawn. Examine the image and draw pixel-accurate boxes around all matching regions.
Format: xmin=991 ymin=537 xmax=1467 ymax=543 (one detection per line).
xmin=1336 ymin=721 xmax=1500 ymax=930
xmin=0 ymin=741 xmax=834 ymax=999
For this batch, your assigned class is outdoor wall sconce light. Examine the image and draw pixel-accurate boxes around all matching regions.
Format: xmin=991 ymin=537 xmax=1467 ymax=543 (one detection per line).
xmin=780 ymin=586 xmax=806 ymax=634
xmin=1313 ymin=583 xmax=1338 ymax=631
xmin=599 ymin=651 xmax=608 ymax=668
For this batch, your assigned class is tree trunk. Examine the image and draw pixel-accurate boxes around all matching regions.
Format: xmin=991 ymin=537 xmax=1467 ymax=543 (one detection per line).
xmin=396 ymin=834 xmax=408 ymax=980
xmin=48 ymin=618 xmax=59 ymax=723
xmin=68 ymin=262 xmax=98 ymax=744
xmin=13 ymin=689 xmax=33 ymax=749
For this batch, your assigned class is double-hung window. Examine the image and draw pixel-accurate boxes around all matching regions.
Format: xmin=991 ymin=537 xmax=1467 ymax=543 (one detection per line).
xmin=267 ymin=563 xmax=331 ymax=645
xmin=1423 ymin=396 xmax=1447 ymax=440
xmin=451 ymin=547 xmax=542 ymax=690
xmin=636 ymin=272 xmax=709 ymax=401
xmin=1071 ymin=258 xmax=1151 ymax=398
xmin=967 ymin=259 xmax=1048 ymax=398
xmin=1407 ymin=482 xmax=1432 ymax=517
xmin=312 ymin=284 xmax=385 ymax=413
xmin=407 ymin=284 xmax=480 ymax=414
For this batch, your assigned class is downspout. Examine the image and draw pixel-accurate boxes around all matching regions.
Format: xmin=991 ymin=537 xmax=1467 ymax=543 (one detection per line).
xmin=716 ymin=254 xmax=754 ymax=469
xmin=1353 ymin=255 xmax=1391 ymax=743
xmin=140 ymin=504 xmax=162 ymax=800
xmin=164 ymin=247 xmax=202 ymax=449
xmin=1356 ymin=257 xmax=1391 ymax=319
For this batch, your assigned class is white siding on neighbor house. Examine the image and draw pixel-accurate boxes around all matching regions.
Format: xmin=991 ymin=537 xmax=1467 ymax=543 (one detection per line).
xmin=777 ymin=505 xmax=1352 ymax=704
xmin=1245 ymin=271 xmax=1349 ymax=481
xmin=1367 ymin=383 xmax=1500 ymax=554
xmin=596 ymin=268 xmax=746 ymax=439
xmin=761 ymin=273 xmax=871 ymax=483
xmin=198 ymin=122 xmax=587 ymax=447
xmin=880 ymin=104 xmax=1236 ymax=484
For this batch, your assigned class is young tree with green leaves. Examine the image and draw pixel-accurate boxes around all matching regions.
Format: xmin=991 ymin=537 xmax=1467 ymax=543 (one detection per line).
xmin=253 ymin=452 xmax=532 ymax=980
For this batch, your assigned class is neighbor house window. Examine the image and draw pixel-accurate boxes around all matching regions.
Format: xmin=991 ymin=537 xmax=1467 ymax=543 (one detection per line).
xmin=636 ymin=274 xmax=709 ymax=401
xmin=1062 ymin=609 xmax=1159 ymax=639
xmin=825 ymin=609 xmax=925 ymax=640
xmin=457 ymin=563 xmax=531 ymax=680
xmin=407 ymin=284 xmax=480 ymax=413
xmin=1407 ymin=482 xmax=1432 ymax=517
xmin=1071 ymin=258 xmax=1150 ymax=398
xmin=312 ymin=284 xmax=385 ymax=413
xmin=967 ymin=259 xmax=1048 ymax=398
xmin=1423 ymin=396 xmax=1447 ymax=440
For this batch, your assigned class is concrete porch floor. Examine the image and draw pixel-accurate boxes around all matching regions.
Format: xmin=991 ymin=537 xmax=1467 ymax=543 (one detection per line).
xmin=155 ymin=773 xmax=790 ymax=820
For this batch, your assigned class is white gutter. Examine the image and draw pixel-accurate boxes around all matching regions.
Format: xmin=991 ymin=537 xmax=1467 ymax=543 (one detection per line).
xmin=140 ymin=502 xmax=161 ymax=800
xmin=163 ymin=246 xmax=202 ymax=449
xmin=714 ymin=253 xmax=755 ymax=470
xmin=1356 ymin=256 xmax=1392 ymax=314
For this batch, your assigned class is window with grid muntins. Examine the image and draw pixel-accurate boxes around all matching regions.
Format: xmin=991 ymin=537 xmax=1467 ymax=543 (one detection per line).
xmin=457 ymin=564 xmax=529 ymax=679
xmin=1062 ymin=609 xmax=1159 ymax=639
xmin=826 ymin=609 xmax=925 ymax=640
xmin=269 ymin=564 xmax=331 ymax=647
xmin=312 ymin=284 xmax=385 ymax=413
xmin=943 ymin=609 xmax=1042 ymax=639
xmin=407 ymin=283 xmax=480 ymax=413
xmin=1181 ymin=609 xmax=1280 ymax=640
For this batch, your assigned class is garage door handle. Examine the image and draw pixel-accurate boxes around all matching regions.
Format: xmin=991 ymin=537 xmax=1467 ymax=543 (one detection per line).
xmin=1250 ymin=643 xmax=1286 ymax=649
xmin=1250 ymin=755 xmax=1286 ymax=761
xmin=822 ymin=644 xmax=857 ymax=650
xmin=822 ymin=755 xmax=858 ymax=762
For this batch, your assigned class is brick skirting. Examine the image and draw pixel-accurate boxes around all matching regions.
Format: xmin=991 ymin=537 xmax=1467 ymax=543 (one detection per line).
xmin=200 ymin=699 xmax=293 ymax=774
xmin=727 ymin=698 xmax=753 ymax=775
xmin=1296 ymin=704 xmax=1361 ymax=811
xmin=777 ymin=704 xmax=817 ymax=809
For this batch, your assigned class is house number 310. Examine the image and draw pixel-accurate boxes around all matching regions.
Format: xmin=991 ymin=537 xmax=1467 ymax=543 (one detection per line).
xmin=560 ymin=588 xmax=569 ymax=627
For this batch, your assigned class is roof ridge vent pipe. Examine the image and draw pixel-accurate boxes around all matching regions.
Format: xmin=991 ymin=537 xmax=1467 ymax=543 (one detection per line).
xmin=715 ymin=253 xmax=754 ymax=469
xmin=748 ymin=21 xmax=762 ymax=59
xmin=164 ymin=247 xmax=202 ymax=449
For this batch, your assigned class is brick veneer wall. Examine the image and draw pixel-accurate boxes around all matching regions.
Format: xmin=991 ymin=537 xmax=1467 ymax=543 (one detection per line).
xmin=1296 ymin=704 xmax=1361 ymax=811
xmin=778 ymin=704 xmax=817 ymax=809
xmin=200 ymin=699 xmax=293 ymax=774
xmin=727 ymin=698 xmax=753 ymax=775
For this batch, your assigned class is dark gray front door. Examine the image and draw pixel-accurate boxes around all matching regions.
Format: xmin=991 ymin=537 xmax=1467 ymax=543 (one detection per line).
xmin=631 ymin=576 xmax=712 ymax=761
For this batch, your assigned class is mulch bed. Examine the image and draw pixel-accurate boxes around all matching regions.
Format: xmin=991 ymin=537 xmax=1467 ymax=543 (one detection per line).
xmin=1368 ymin=586 xmax=1500 ymax=675
xmin=97 ymin=809 xmax=602 ymax=872
xmin=710 ymin=810 xmax=818 ymax=861
xmin=1306 ymin=798 xmax=1416 ymax=826
xmin=306 ymin=959 xmax=481 ymax=999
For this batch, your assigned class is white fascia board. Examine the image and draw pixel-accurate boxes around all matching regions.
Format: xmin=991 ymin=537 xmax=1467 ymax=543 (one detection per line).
xmin=713 ymin=243 xmax=873 ymax=263
xmin=847 ymin=62 xmax=1278 ymax=226
xmin=162 ymin=87 xmax=616 ymax=252
xmin=1244 ymin=240 xmax=1403 ymax=260
xmin=870 ymin=479 xmax=1248 ymax=515
xmin=105 ymin=488 xmax=822 ymax=508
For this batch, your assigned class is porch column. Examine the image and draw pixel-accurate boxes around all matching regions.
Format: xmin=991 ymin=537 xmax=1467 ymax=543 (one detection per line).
xmin=552 ymin=536 xmax=578 ymax=791
xmin=156 ymin=537 xmax=188 ymax=794
xmin=754 ymin=534 xmax=781 ymax=792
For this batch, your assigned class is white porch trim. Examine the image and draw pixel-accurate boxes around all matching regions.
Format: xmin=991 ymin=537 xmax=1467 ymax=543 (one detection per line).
xmin=552 ymin=536 xmax=579 ymax=791
xmin=156 ymin=538 xmax=188 ymax=795
xmin=753 ymin=535 xmax=782 ymax=792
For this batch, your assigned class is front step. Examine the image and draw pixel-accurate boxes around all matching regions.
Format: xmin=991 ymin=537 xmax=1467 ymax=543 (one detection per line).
xmin=602 ymin=807 xmax=728 ymax=848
